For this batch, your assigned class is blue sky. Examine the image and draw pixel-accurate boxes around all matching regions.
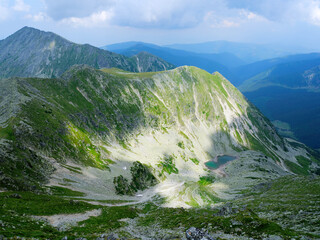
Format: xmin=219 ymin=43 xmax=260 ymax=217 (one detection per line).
xmin=1 ymin=0 xmax=320 ymax=50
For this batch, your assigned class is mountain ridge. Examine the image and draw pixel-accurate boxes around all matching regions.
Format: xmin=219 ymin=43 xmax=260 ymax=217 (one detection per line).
xmin=0 ymin=27 xmax=175 ymax=80
xmin=101 ymin=41 xmax=245 ymax=75
xmin=1 ymin=65 xmax=317 ymax=201
xmin=165 ymin=40 xmax=314 ymax=63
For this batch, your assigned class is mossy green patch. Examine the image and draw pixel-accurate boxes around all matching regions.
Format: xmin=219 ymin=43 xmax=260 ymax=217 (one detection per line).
xmin=158 ymin=154 xmax=179 ymax=176
xmin=48 ymin=186 xmax=85 ymax=197
xmin=285 ymin=160 xmax=309 ymax=175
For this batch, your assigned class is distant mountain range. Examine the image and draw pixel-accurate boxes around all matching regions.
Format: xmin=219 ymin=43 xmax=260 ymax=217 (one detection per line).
xmin=166 ymin=41 xmax=314 ymax=63
xmin=0 ymin=27 xmax=174 ymax=79
xmin=102 ymin=41 xmax=245 ymax=78
xmin=235 ymin=53 xmax=320 ymax=90
xmin=234 ymin=53 xmax=320 ymax=149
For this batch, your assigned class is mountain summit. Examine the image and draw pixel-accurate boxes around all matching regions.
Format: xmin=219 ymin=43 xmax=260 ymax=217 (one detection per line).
xmin=0 ymin=27 xmax=174 ymax=79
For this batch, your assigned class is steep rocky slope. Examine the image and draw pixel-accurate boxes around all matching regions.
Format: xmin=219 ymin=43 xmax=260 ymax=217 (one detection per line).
xmin=0 ymin=66 xmax=318 ymax=207
xmin=0 ymin=27 xmax=174 ymax=79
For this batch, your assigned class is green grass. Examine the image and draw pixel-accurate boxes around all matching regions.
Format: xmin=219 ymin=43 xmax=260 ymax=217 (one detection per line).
xmin=177 ymin=141 xmax=185 ymax=149
xmin=190 ymin=157 xmax=200 ymax=165
xmin=0 ymin=125 xmax=15 ymax=140
xmin=234 ymin=175 xmax=320 ymax=237
xmin=0 ymin=190 xmax=139 ymax=239
xmin=157 ymin=154 xmax=179 ymax=176
xmin=0 ymin=191 xmax=97 ymax=216
xmin=65 ymin=206 xmax=139 ymax=238
xmin=138 ymin=202 xmax=296 ymax=238
xmin=284 ymin=160 xmax=309 ymax=175
xmin=0 ymin=180 xmax=312 ymax=239
xmin=198 ymin=175 xmax=215 ymax=186
xmin=48 ymin=186 xmax=85 ymax=197
xmin=296 ymin=155 xmax=311 ymax=170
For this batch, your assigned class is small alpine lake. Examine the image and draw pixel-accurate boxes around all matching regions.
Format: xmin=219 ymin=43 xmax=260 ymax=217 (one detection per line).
xmin=205 ymin=155 xmax=237 ymax=170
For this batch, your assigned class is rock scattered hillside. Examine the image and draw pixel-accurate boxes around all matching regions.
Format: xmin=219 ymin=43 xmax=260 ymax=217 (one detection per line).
xmin=0 ymin=66 xmax=318 ymax=207
xmin=0 ymin=65 xmax=319 ymax=239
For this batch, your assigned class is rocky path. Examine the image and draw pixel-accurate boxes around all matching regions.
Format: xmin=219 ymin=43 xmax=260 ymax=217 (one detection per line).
xmin=33 ymin=209 xmax=102 ymax=231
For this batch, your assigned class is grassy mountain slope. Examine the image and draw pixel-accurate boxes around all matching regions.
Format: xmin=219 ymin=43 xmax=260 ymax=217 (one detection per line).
xmin=0 ymin=66 xmax=318 ymax=208
xmin=0 ymin=27 xmax=174 ymax=79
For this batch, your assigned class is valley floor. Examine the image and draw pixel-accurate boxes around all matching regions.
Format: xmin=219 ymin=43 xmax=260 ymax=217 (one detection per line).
xmin=0 ymin=175 xmax=319 ymax=240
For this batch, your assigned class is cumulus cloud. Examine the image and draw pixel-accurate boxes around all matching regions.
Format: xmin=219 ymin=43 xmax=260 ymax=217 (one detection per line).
xmin=296 ymin=0 xmax=320 ymax=26
xmin=40 ymin=0 xmax=320 ymax=29
xmin=61 ymin=10 xmax=114 ymax=27
xmin=43 ymin=0 xmax=243 ymax=28
xmin=13 ymin=0 xmax=30 ymax=12
xmin=25 ymin=12 xmax=49 ymax=22
xmin=0 ymin=0 xmax=10 ymax=21
xmin=109 ymin=0 xmax=209 ymax=28
xmin=44 ymin=0 xmax=112 ymax=21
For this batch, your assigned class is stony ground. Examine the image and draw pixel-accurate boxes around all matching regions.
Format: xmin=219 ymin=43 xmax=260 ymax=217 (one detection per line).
xmin=0 ymin=175 xmax=319 ymax=239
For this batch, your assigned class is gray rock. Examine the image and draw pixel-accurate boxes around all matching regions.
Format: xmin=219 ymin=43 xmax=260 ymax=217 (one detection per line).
xmin=96 ymin=234 xmax=106 ymax=240
xmin=107 ymin=233 xmax=119 ymax=240
xmin=266 ymin=235 xmax=283 ymax=240
xmin=185 ymin=227 xmax=215 ymax=240
xmin=8 ymin=193 xmax=22 ymax=199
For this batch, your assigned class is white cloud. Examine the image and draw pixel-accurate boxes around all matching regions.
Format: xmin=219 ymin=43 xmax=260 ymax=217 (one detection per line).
xmin=44 ymin=0 xmax=113 ymax=20
xmin=310 ymin=6 xmax=320 ymax=25
xmin=39 ymin=0 xmax=320 ymax=29
xmin=0 ymin=0 xmax=10 ymax=21
xmin=304 ymin=0 xmax=320 ymax=26
xmin=204 ymin=8 xmax=268 ymax=29
xmin=61 ymin=10 xmax=114 ymax=27
xmin=26 ymin=12 xmax=48 ymax=22
xmin=13 ymin=0 xmax=30 ymax=12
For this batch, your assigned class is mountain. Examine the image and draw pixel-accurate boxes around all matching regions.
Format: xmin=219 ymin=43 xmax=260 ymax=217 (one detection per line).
xmin=166 ymin=41 xmax=313 ymax=63
xmin=1 ymin=65 xmax=319 ymax=238
xmin=102 ymin=42 xmax=245 ymax=76
xmin=103 ymin=41 xmax=148 ymax=52
xmin=244 ymin=86 xmax=320 ymax=149
xmin=235 ymin=53 xmax=320 ymax=90
xmin=0 ymin=27 xmax=174 ymax=79
xmin=230 ymin=53 xmax=320 ymax=149
xmin=130 ymin=51 xmax=175 ymax=72
xmin=1 ymin=65 xmax=317 ymax=197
